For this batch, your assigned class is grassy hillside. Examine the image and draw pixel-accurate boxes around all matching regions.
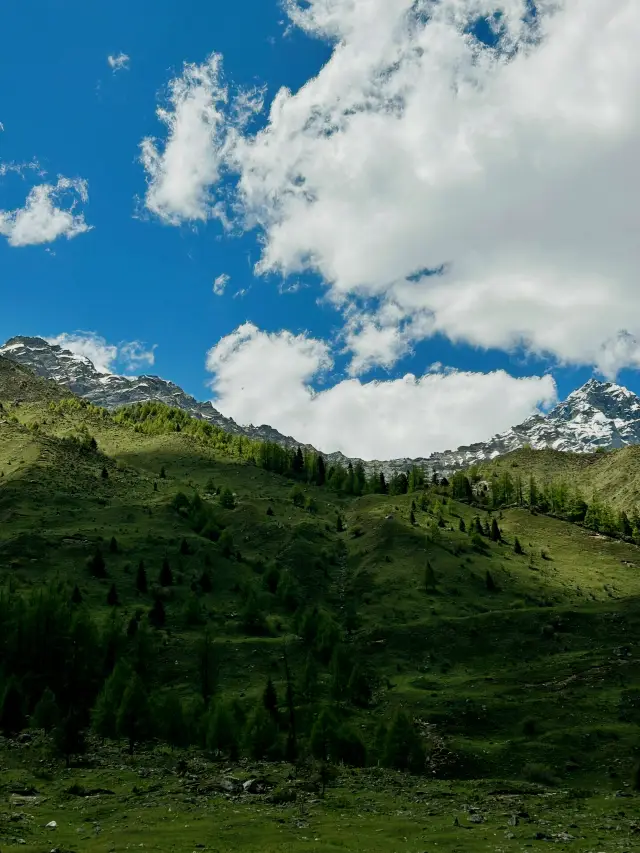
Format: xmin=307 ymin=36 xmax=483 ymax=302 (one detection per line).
xmin=480 ymin=444 xmax=640 ymax=510
xmin=1 ymin=362 xmax=640 ymax=852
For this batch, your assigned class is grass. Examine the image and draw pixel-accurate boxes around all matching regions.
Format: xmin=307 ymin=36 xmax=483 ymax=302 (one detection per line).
xmin=2 ymin=359 xmax=640 ymax=850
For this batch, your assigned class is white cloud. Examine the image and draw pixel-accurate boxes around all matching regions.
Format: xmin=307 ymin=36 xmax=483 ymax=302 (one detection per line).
xmin=140 ymin=54 xmax=261 ymax=226
xmin=163 ymin=0 xmax=640 ymax=379
xmin=206 ymin=323 xmax=557 ymax=459
xmin=213 ymin=273 xmax=230 ymax=295
xmin=47 ymin=332 xmax=156 ymax=375
xmin=0 ymin=177 xmax=91 ymax=247
xmin=108 ymin=53 xmax=130 ymax=73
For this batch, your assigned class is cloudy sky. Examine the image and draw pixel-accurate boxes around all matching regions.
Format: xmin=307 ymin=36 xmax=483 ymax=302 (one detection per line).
xmin=1 ymin=0 xmax=638 ymax=460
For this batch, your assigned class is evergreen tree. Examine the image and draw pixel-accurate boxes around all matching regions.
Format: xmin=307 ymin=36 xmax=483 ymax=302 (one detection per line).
xmin=0 ymin=679 xmax=26 ymax=735
xmin=316 ymin=455 xmax=326 ymax=487
xmin=310 ymin=707 xmax=338 ymax=761
xmin=266 ymin=505 xmax=274 ymax=516
xmin=409 ymin=509 xmax=416 ymax=525
xmin=382 ymin=709 xmax=425 ymax=773
xmin=262 ymin=677 xmax=279 ymax=722
xmin=458 ymin=517 xmax=466 ymax=533
xmin=149 ymin=595 xmax=166 ymax=629
xmin=159 ymin=556 xmax=173 ymax=587
xmin=347 ymin=662 xmax=373 ymax=708
xmin=92 ymin=660 xmax=133 ymax=739
xmin=379 ymin=472 xmax=387 ymax=494
xmin=71 ymin=584 xmax=83 ymax=605
xmin=53 ymin=710 xmax=86 ymax=768
xmin=32 ymin=687 xmax=60 ymax=734
xmin=206 ymin=701 xmax=240 ymax=760
xmin=299 ymin=653 xmax=319 ymax=703
xmin=106 ymin=582 xmax=119 ymax=607
xmin=290 ymin=485 xmax=305 ymax=507
xmin=199 ymin=569 xmax=213 ymax=593
xmin=160 ymin=466 xmax=166 ymax=479
xmin=218 ymin=528 xmax=234 ymax=558
xmin=101 ymin=466 xmax=109 ymax=479
xmin=424 ymin=561 xmax=436 ymax=592
xmin=336 ymin=514 xmax=345 ymax=533
xmin=619 ymin=510 xmax=633 ymax=538
xmin=116 ymin=673 xmax=152 ymax=754
xmin=490 ymin=518 xmax=502 ymax=542
xmin=292 ymin=446 xmax=304 ymax=475
xmin=109 ymin=536 xmax=118 ymax=553
xmin=196 ymin=628 xmax=218 ymax=706
xmin=220 ymin=488 xmax=236 ymax=509
xmin=89 ymin=548 xmax=107 ymax=578
xmin=244 ymin=702 xmax=280 ymax=760
xmin=474 ymin=516 xmax=483 ymax=535
xmin=305 ymin=495 xmax=318 ymax=514
xmin=282 ymin=645 xmax=297 ymax=761
xmin=157 ymin=691 xmax=188 ymax=748
xmin=180 ymin=537 xmax=190 ymax=555
xmin=514 ymin=536 xmax=524 ymax=555
xmin=136 ymin=560 xmax=148 ymax=593
xmin=485 ymin=570 xmax=496 ymax=592
xmin=330 ymin=644 xmax=352 ymax=701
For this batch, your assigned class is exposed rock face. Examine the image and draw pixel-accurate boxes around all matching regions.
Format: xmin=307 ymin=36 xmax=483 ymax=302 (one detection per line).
xmin=3 ymin=336 xmax=640 ymax=476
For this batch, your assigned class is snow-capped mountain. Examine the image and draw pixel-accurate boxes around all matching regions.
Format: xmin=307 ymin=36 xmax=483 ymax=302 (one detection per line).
xmin=0 ymin=336 xmax=312 ymax=452
xmin=3 ymin=335 xmax=640 ymax=476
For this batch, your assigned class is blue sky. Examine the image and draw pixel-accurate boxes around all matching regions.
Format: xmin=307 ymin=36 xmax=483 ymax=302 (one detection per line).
xmin=1 ymin=1 xmax=638 ymax=459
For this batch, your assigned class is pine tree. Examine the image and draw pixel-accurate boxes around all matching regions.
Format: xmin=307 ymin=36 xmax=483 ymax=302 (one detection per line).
xmin=107 ymin=582 xmax=119 ymax=607
xmin=136 ymin=560 xmax=148 ymax=593
xmin=160 ymin=466 xmax=166 ymax=479
xmin=71 ymin=584 xmax=83 ymax=604
xmin=197 ymin=628 xmax=218 ymax=706
xmin=299 ymin=653 xmax=319 ymax=703
xmin=92 ymin=660 xmax=133 ymax=739
xmin=382 ymin=709 xmax=425 ymax=773
xmin=32 ymin=687 xmax=60 ymax=734
xmin=116 ymin=673 xmax=152 ymax=754
xmin=282 ymin=645 xmax=297 ymax=761
xmin=206 ymin=701 xmax=240 ymax=760
xmin=89 ymin=548 xmax=107 ymax=578
xmin=244 ymin=702 xmax=280 ymax=760
xmin=490 ymin=518 xmax=502 ymax=542
xmin=266 ymin=505 xmax=274 ymax=516
xmin=336 ymin=514 xmax=344 ymax=533
xmin=220 ymin=488 xmax=236 ymax=509
xmin=0 ymin=679 xmax=26 ymax=736
xmin=424 ymin=561 xmax=436 ymax=592
xmin=262 ymin=677 xmax=279 ymax=721
xmin=409 ymin=509 xmax=416 ymax=525
xmin=53 ymin=710 xmax=87 ymax=768
xmin=157 ymin=691 xmax=188 ymax=748
xmin=458 ymin=517 xmax=466 ymax=533
xmin=109 ymin=536 xmax=118 ymax=553
xmin=316 ymin=455 xmax=326 ymax=486
xmin=514 ymin=536 xmax=524 ymax=555
xmin=159 ymin=556 xmax=173 ymax=586
xmin=330 ymin=644 xmax=352 ymax=701
xmin=101 ymin=466 xmax=109 ymax=479
xmin=485 ymin=570 xmax=496 ymax=592
xmin=180 ymin=537 xmax=190 ymax=555
xmin=149 ymin=595 xmax=166 ymax=629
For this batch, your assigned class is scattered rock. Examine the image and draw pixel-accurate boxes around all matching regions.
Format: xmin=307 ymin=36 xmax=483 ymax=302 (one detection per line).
xmin=508 ymin=814 xmax=519 ymax=826
xmin=217 ymin=777 xmax=242 ymax=794
xmin=243 ymin=778 xmax=269 ymax=794
xmin=46 ymin=820 xmax=58 ymax=829
xmin=468 ymin=813 xmax=484 ymax=824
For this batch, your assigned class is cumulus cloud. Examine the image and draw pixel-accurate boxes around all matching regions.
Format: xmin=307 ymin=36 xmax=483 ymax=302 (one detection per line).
xmin=47 ymin=332 xmax=156 ymax=375
xmin=107 ymin=53 xmax=130 ymax=73
xmin=213 ymin=273 xmax=230 ymax=295
xmin=206 ymin=323 xmax=557 ymax=459
xmin=140 ymin=54 xmax=262 ymax=225
xmin=0 ymin=177 xmax=91 ymax=247
xmin=155 ymin=1 xmax=640 ymax=379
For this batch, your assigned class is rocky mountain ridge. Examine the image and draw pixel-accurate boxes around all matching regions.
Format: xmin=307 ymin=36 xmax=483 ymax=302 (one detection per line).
xmin=3 ymin=335 xmax=640 ymax=476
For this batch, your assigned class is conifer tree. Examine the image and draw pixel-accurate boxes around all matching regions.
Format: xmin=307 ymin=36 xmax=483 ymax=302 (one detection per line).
xmin=101 ymin=466 xmax=109 ymax=479
xmin=485 ymin=570 xmax=496 ymax=592
xmin=53 ymin=709 xmax=87 ymax=768
xmin=116 ymin=673 xmax=152 ymax=754
xmin=71 ymin=584 xmax=83 ymax=605
xmin=262 ymin=677 xmax=279 ymax=722
xmin=220 ymin=488 xmax=236 ymax=509
xmin=424 ymin=561 xmax=436 ymax=592
xmin=490 ymin=518 xmax=502 ymax=542
xmin=458 ymin=517 xmax=466 ymax=533
xmin=266 ymin=505 xmax=274 ymax=516
xmin=149 ymin=595 xmax=166 ymax=629
xmin=316 ymin=454 xmax=326 ymax=486
xmin=244 ymin=701 xmax=280 ymax=760
xmin=160 ymin=556 xmax=173 ymax=587
xmin=382 ymin=709 xmax=425 ymax=773
xmin=107 ymin=582 xmax=119 ymax=607
xmin=514 ymin=536 xmax=524 ymax=555
xmin=0 ymin=679 xmax=26 ymax=736
xmin=136 ymin=560 xmax=148 ymax=593
xmin=410 ymin=509 xmax=416 ymax=525
xmin=109 ymin=536 xmax=118 ymax=553
xmin=197 ymin=628 xmax=218 ymax=706
xmin=32 ymin=687 xmax=60 ymax=734
xmin=336 ymin=514 xmax=344 ymax=532
xmin=180 ymin=537 xmax=190 ymax=555
xmin=206 ymin=701 xmax=240 ymax=759
xmin=160 ymin=466 xmax=166 ymax=479
xmin=89 ymin=547 xmax=107 ymax=578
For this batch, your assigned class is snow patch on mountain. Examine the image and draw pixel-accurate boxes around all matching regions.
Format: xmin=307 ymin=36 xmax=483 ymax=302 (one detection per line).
xmin=3 ymin=336 xmax=640 ymax=477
